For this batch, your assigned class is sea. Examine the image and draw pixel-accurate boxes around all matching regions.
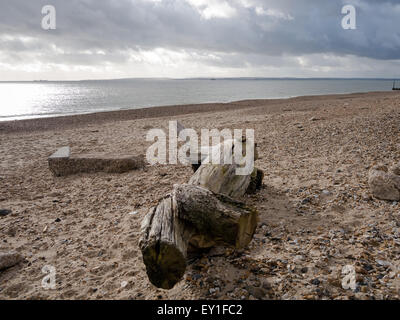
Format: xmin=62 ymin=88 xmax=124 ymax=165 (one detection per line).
xmin=0 ymin=78 xmax=395 ymax=121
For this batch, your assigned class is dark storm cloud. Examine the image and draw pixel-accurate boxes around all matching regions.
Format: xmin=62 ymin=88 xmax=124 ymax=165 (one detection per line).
xmin=0 ymin=0 xmax=399 ymax=72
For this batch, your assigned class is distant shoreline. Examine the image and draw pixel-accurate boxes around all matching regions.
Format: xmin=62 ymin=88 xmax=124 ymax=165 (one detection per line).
xmin=0 ymin=79 xmax=394 ymax=123
xmin=1 ymin=91 xmax=398 ymax=134
xmin=0 ymin=77 xmax=398 ymax=83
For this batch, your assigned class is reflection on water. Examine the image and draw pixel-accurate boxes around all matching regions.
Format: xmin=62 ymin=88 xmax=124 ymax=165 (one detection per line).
xmin=0 ymin=79 xmax=393 ymax=121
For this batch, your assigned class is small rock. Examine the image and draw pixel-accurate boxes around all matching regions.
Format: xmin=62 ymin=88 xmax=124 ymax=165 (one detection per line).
xmin=209 ymin=287 xmax=219 ymax=294
xmin=293 ymin=255 xmax=305 ymax=265
xmin=0 ymin=252 xmax=23 ymax=270
xmin=363 ymin=264 xmax=374 ymax=272
xmin=301 ymin=267 xmax=308 ymax=274
xmin=360 ymin=286 xmax=368 ymax=293
xmin=261 ymin=280 xmax=272 ymax=291
xmin=6 ymin=227 xmax=17 ymax=237
xmin=55 ymin=218 xmax=61 ymax=222
xmin=376 ymin=260 xmax=391 ymax=267
xmin=0 ymin=209 xmax=12 ymax=217
xmin=321 ymin=190 xmax=331 ymax=196
xmin=391 ymin=163 xmax=400 ymax=176
xmin=246 ymin=285 xmax=267 ymax=300
xmin=368 ymin=165 xmax=400 ymax=201
xmin=193 ymin=273 xmax=202 ymax=281
xmin=311 ymin=279 xmax=320 ymax=286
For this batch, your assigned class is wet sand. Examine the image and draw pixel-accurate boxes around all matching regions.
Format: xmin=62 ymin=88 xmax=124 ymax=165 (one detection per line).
xmin=0 ymin=91 xmax=399 ymax=300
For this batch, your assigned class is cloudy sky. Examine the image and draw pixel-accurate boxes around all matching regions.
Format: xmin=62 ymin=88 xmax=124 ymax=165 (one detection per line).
xmin=0 ymin=0 xmax=399 ymax=80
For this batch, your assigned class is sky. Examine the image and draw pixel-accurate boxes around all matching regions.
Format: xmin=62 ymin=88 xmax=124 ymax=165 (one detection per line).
xmin=0 ymin=0 xmax=399 ymax=80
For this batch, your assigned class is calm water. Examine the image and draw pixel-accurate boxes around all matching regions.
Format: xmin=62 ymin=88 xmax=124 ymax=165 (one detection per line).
xmin=0 ymin=79 xmax=394 ymax=121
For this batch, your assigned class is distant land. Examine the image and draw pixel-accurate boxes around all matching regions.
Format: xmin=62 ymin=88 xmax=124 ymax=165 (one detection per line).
xmin=0 ymin=77 xmax=399 ymax=83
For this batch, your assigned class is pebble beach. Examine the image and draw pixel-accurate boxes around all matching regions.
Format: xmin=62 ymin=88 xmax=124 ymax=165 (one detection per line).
xmin=0 ymin=91 xmax=399 ymax=300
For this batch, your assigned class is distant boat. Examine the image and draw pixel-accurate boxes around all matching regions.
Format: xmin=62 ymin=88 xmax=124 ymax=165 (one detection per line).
xmin=393 ymin=80 xmax=400 ymax=90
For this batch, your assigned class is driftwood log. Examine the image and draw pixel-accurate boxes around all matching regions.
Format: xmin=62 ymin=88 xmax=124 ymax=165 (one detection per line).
xmin=139 ymin=193 xmax=192 ymax=289
xmin=190 ymin=137 xmax=259 ymax=171
xmin=189 ymin=164 xmax=264 ymax=198
xmin=189 ymin=137 xmax=263 ymax=196
xmin=139 ymin=184 xmax=258 ymax=289
xmin=140 ymin=135 xmax=263 ymax=289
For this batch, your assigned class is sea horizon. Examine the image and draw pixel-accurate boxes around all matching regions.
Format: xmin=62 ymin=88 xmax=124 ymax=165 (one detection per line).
xmin=0 ymin=78 xmax=396 ymax=122
xmin=0 ymin=76 xmax=399 ymax=83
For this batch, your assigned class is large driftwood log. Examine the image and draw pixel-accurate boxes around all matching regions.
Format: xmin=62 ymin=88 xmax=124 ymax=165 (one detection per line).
xmin=139 ymin=195 xmax=193 ymax=289
xmin=174 ymin=184 xmax=258 ymax=248
xmin=140 ymin=134 xmax=262 ymax=289
xmin=139 ymin=184 xmax=258 ymax=289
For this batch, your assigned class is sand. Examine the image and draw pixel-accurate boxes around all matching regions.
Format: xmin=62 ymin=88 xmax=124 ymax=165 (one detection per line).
xmin=0 ymin=91 xmax=399 ymax=300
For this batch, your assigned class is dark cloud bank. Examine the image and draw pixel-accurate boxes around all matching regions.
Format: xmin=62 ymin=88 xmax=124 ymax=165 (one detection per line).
xmin=0 ymin=0 xmax=399 ymax=80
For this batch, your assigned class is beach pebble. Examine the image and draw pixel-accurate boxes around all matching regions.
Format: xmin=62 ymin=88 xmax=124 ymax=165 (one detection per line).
xmin=209 ymin=287 xmax=219 ymax=294
xmin=261 ymin=280 xmax=272 ymax=291
xmin=301 ymin=197 xmax=311 ymax=205
xmin=0 ymin=209 xmax=12 ymax=217
xmin=376 ymin=260 xmax=391 ymax=267
xmin=321 ymin=190 xmax=331 ymax=196
xmin=246 ymin=285 xmax=267 ymax=300
xmin=368 ymin=165 xmax=400 ymax=201
xmin=0 ymin=252 xmax=23 ymax=270
xmin=391 ymin=163 xmax=400 ymax=176
xmin=300 ymin=267 xmax=308 ymax=274
xmin=293 ymin=255 xmax=305 ymax=264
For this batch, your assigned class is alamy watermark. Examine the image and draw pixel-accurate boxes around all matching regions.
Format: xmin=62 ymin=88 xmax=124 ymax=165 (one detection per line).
xmin=342 ymin=263 xmax=400 ymax=293
xmin=146 ymin=121 xmax=255 ymax=175
xmin=341 ymin=265 xmax=357 ymax=291
xmin=41 ymin=265 xmax=56 ymax=290
xmin=41 ymin=4 xmax=356 ymax=31
xmin=342 ymin=5 xmax=356 ymax=30
xmin=41 ymin=5 xmax=56 ymax=30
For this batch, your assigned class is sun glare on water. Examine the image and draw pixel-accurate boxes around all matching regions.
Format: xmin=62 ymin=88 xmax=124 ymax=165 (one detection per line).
xmin=0 ymin=82 xmax=61 ymax=121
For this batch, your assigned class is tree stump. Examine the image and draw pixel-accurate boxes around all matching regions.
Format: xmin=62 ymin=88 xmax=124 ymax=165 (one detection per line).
xmin=139 ymin=184 xmax=258 ymax=289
